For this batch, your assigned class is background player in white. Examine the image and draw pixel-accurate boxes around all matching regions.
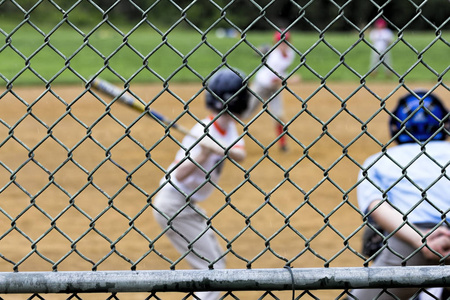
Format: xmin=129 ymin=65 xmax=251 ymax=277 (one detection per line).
xmin=246 ymin=29 xmax=300 ymax=151
xmin=369 ymin=18 xmax=394 ymax=78
xmin=352 ymin=90 xmax=450 ymax=299
xmin=153 ymin=68 xmax=250 ymax=300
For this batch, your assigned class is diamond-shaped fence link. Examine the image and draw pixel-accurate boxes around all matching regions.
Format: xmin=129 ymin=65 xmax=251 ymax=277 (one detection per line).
xmin=0 ymin=0 xmax=449 ymax=299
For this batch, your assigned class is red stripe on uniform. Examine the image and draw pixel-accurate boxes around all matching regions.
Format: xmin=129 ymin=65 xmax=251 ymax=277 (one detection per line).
xmin=210 ymin=115 xmax=227 ymax=136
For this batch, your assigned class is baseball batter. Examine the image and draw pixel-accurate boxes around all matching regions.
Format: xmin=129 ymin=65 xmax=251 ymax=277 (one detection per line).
xmin=246 ymin=29 xmax=300 ymax=151
xmin=153 ymin=68 xmax=250 ymax=300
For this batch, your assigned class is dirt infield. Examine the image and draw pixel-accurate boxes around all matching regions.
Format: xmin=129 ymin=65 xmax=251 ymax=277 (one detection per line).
xmin=0 ymin=81 xmax=446 ymax=299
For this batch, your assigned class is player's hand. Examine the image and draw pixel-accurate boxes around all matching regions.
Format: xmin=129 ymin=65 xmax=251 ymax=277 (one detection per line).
xmin=199 ymin=137 xmax=246 ymax=162
xmin=199 ymin=137 xmax=224 ymax=156
xmin=228 ymin=147 xmax=246 ymax=162
xmin=289 ymin=74 xmax=302 ymax=84
xmin=421 ymin=227 xmax=450 ymax=261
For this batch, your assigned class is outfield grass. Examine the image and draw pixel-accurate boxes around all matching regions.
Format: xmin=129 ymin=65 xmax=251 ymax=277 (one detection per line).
xmin=0 ymin=22 xmax=448 ymax=86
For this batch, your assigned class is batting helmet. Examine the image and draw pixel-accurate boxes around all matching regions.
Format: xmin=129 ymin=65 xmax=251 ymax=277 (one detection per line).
xmin=390 ymin=90 xmax=448 ymax=144
xmin=205 ymin=68 xmax=249 ymax=115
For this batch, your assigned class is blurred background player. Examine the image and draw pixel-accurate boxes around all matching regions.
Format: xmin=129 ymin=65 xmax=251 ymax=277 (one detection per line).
xmin=369 ymin=18 xmax=394 ymax=78
xmin=352 ymin=90 xmax=450 ymax=299
xmin=246 ymin=29 xmax=300 ymax=152
xmin=153 ymin=68 xmax=249 ymax=300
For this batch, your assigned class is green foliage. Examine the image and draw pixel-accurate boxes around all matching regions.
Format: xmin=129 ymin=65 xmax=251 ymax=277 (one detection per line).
xmin=0 ymin=21 xmax=448 ymax=86
xmin=1 ymin=0 xmax=449 ymax=32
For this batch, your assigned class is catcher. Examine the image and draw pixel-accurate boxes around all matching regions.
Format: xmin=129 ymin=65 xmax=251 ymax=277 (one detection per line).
xmin=352 ymin=90 xmax=450 ymax=299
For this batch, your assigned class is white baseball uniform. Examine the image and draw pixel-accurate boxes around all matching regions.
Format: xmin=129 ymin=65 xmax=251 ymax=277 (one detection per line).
xmin=353 ymin=140 xmax=450 ymax=299
xmin=248 ymin=46 xmax=295 ymax=119
xmin=153 ymin=115 xmax=245 ymax=300
xmin=369 ymin=27 xmax=394 ymax=71
xmin=357 ymin=141 xmax=450 ymax=225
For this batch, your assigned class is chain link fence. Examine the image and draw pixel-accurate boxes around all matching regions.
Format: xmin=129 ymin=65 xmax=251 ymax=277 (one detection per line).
xmin=0 ymin=0 xmax=449 ymax=299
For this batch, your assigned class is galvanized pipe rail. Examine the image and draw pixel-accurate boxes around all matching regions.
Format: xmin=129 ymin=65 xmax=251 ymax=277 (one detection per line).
xmin=0 ymin=266 xmax=449 ymax=293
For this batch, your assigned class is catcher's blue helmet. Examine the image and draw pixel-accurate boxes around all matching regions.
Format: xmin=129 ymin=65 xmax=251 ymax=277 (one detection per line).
xmin=390 ymin=90 xmax=448 ymax=144
xmin=205 ymin=68 xmax=249 ymax=115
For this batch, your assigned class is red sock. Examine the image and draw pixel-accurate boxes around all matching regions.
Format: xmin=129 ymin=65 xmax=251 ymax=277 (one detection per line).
xmin=276 ymin=123 xmax=287 ymax=147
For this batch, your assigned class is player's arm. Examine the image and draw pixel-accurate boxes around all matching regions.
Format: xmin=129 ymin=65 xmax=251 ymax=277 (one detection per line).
xmin=368 ymin=200 xmax=450 ymax=260
xmin=228 ymin=146 xmax=246 ymax=162
xmin=199 ymin=138 xmax=246 ymax=162
xmin=271 ymin=77 xmax=283 ymax=87
xmin=173 ymin=145 xmax=212 ymax=182
xmin=174 ymin=137 xmax=246 ymax=182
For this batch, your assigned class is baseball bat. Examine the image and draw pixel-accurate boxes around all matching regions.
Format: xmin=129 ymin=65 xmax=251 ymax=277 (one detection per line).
xmin=91 ymin=78 xmax=192 ymax=136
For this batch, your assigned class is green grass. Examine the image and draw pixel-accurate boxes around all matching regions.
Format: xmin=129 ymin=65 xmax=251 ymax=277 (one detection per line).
xmin=0 ymin=21 xmax=448 ymax=86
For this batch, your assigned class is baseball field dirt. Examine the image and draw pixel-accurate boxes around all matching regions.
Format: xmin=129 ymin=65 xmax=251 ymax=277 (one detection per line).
xmin=0 ymin=81 xmax=446 ymax=299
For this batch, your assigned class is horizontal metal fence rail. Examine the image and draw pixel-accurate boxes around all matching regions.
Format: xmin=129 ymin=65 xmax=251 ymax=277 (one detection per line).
xmin=0 ymin=266 xmax=449 ymax=294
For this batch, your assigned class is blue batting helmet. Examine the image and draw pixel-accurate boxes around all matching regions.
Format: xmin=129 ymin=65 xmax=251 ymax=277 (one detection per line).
xmin=205 ymin=68 xmax=249 ymax=115
xmin=389 ymin=90 xmax=448 ymax=143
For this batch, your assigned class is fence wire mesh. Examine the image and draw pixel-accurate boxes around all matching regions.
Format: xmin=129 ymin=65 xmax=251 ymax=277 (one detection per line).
xmin=0 ymin=0 xmax=449 ymax=299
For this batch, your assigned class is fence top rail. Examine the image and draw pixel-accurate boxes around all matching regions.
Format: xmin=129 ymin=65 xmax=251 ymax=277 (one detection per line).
xmin=0 ymin=266 xmax=449 ymax=293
